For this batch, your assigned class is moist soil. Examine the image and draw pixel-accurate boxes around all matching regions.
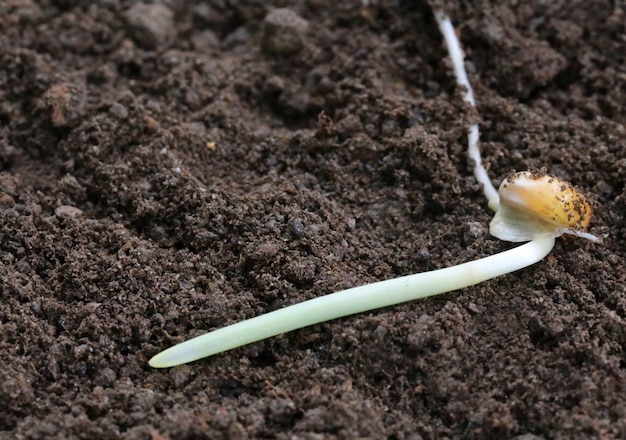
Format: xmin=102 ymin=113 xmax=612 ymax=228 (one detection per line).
xmin=1 ymin=1 xmax=626 ymax=439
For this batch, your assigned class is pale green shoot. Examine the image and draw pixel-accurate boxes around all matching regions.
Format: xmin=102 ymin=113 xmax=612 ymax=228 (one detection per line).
xmin=149 ymin=238 xmax=554 ymax=368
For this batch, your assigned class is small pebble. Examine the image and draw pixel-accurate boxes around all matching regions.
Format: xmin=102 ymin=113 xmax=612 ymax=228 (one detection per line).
xmin=95 ymin=367 xmax=117 ymax=387
xmin=262 ymin=8 xmax=309 ymax=55
xmin=108 ymin=102 xmax=128 ymax=120
xmin=55 ymin=205 xmax=84 ymax=219
xmin=169 ymin=365 xmax=191 ymax=388
xmin=291 ymin=218 xmax=306 ymax=238
xmin=42 ymin=82 xmax=86 ymax=128
xmin=124 ymin=2 xmax=176 ymax=49
xmin=191 ymin=30 xmax=220 ymax=52
xmin=463 ymin=221 xmax=487 ymax=244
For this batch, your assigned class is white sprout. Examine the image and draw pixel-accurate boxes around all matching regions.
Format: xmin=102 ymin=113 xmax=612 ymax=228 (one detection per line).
xmin=148 ymin=11 xmax=594 ymax=369
xmin=434 ymin=11 xmax=499 ymax=211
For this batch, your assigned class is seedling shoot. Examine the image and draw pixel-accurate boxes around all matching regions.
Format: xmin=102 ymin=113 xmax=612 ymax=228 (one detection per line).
xmin=149 ymin=12 xmax=596 ymax=369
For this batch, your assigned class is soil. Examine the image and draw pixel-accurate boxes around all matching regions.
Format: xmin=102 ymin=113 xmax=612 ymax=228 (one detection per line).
xmin=1 ymin=1 xmax=625 ymax=439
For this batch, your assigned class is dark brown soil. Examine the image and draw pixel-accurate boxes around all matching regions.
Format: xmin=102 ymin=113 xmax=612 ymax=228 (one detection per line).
xmin=1 ymin=1 xmax=625 ymax=439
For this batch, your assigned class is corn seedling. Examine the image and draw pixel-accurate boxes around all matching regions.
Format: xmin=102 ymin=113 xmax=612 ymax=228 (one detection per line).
xmin=149 ymin=12 xmax=597 ymax=368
